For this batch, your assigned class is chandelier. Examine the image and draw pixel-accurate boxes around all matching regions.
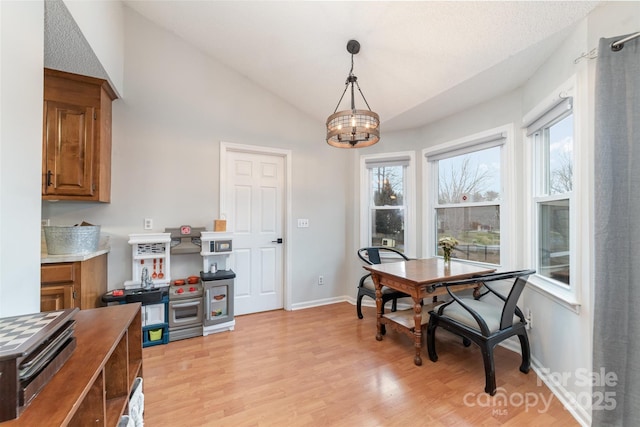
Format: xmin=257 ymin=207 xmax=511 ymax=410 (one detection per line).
xmin=326 ymin=40 xmax=380 ymax=148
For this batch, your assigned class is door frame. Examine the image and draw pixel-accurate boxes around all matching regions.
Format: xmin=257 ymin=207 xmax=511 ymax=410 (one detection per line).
xmin=219 ymin=141 xmax=292 ymax=311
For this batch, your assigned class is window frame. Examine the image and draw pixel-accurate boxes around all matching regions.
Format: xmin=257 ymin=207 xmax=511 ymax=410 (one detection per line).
xmin=359 ymin=151 xmax=416 ymax=258
xmin=423 ymin=125 xmax=515 ymax=268
xmin=523 ymin=76 xmax=583 ymax=311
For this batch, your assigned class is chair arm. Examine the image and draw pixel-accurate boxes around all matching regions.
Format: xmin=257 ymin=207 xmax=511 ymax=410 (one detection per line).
xmin=358 ymin=273 xmax=372 ymax=288
xmin=427 ymin=269 xmax=535 ymax=293
xmin=436 ymin=287 xmax=492 ymax=336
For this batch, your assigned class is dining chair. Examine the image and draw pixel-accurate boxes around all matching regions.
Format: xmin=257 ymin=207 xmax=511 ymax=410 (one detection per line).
xmin=356 ymin=247 xmax=410 ymax=320
xmin=426 ymin=269 xmax=535 ymax=395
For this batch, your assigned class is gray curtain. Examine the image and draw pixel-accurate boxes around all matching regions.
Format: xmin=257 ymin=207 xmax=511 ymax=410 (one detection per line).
xmin=593 ymin=34 xmax=640 ymax=426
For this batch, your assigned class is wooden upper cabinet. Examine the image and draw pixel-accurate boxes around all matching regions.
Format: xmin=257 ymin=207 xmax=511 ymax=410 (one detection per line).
xmin=42 ymin=68 xmax=117 ymax=202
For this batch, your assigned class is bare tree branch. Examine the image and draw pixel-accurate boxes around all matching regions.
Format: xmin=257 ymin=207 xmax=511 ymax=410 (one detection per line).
xmin=439 ymin=157 xmax=493 ymax=203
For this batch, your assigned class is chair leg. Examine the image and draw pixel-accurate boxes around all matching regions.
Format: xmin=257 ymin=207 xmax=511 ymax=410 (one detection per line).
xmin=480 ymin=344 xmax=497 ymax=395
xmin=517 ymin=332 xmax=531 ymax=374
xmin=356 ymin=292 xmax=365 ymax=319
xmin=426 ymin=318 xmax=438 ymax=362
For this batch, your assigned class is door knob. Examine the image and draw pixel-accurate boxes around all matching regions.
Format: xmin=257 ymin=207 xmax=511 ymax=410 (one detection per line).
xmin=271 ymin=238 xmax=283 ymax=244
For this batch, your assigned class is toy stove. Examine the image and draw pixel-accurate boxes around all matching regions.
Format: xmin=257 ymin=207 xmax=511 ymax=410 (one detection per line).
xmin=167 ymin=279 xmax=204 ymax=342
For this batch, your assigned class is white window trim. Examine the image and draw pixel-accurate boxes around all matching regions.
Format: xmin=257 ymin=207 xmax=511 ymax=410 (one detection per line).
xmin=359 ymin=151 xmax=416 ymax=258
xmin=522 ymin=75 xmax=585 ymax=312
xmin=422 ymin=124 xmax=515 ymax=267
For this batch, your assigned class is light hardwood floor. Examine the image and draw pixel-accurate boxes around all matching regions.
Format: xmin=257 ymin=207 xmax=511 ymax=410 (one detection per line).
xmin=142 ymin=302 xmax=578 ymax=426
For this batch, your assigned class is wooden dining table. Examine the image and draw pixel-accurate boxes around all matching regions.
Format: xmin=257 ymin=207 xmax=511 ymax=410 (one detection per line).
xmin=363 ymin=258 xmax=496 ymax=366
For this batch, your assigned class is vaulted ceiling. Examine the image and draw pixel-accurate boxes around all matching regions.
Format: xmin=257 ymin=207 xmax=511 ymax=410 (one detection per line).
xmin=48 ymin=1 xmax=602 ymax=132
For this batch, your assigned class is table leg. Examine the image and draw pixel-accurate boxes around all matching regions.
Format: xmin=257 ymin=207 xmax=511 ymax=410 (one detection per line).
xmin=373 ymin=274 xmax=383 ymax=341
xmin=413 ymin=297 xmax=423 ymax=366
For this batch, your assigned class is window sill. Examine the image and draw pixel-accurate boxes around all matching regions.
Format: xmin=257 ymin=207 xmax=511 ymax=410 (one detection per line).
xmin=527 ymin=275 xmax=581 ymax=314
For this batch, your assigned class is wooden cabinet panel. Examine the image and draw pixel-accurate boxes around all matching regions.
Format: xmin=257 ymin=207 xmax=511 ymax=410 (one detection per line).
xmin=40 ymin=254 xmax=108 ymax=311
xmin=41 ymin=263 xmax=75 ymax=284
xmin=43 ymin=101 xmax=95 ymax=197
xmin=40 ymin=285 xmax=74 ymax=311
xmin=42 ymin=68 xmax=117 ymax=202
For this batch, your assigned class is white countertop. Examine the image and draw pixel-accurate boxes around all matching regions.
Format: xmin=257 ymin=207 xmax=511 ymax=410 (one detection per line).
xmin=41 ymin=247 xmax=110 ymax=264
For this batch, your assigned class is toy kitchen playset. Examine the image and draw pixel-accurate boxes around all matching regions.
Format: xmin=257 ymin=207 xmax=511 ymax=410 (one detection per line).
xmin=102 ymin=226 xmax=235 ymax=347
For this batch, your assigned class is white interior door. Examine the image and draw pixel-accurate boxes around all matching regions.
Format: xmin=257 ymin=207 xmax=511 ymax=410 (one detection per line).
xmin=223 ymin=148 xmax=285 ymax=315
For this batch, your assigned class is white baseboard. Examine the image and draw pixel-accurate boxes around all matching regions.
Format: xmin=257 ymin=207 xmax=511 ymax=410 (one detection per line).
xmin=290 ymin=296 xmax=349 ymax=310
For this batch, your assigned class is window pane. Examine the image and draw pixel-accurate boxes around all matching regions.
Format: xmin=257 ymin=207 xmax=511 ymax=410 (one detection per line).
xmin=371 ymin=165 xmax=404 ymax=206
xmin=436 ymin=206 xmax=500 ymax=264
xmin=371 ymin=209 xmax=404 ymax=251
xmin=538 ymin=199 xmax=570 ymax=285
xmin=438 ymin=146 xmax=501 ymax=204
xmin=548 ymin=115 xmax=573 ymax=195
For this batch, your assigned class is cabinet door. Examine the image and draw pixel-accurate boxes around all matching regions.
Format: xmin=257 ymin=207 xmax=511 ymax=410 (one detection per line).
xmin=41 ymin=285 xmax=74 ymax=312
xmin=43 ymin=100 xmax=95 ymax=197
xmin=143 ymin=303 xmax=165 ymax=326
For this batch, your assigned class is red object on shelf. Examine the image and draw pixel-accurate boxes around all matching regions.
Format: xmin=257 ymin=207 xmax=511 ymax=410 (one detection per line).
xmin=177 ymin=288 xmax=184 ymax=294
xmin=189 ymin=287 xmax=196 ymax=292
xmin=112 ymin=289 xmax=124 ymax=296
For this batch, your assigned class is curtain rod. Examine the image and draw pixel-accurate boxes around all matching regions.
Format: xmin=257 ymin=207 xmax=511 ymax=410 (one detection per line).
xmin=575 ymin=31 xmax=640 ymax=63
xmin=611 ymin=31 xmax=640 ymax=51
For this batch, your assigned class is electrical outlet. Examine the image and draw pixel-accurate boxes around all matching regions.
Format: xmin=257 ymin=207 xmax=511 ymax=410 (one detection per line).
xmin=526 ymin=308 xmax=533 ymax=330
xmin=297 ymin=219 xmax=309 ymax=228
xmin=144 ymin=218 xmax=153 ymax=230
xmin=41 ymin=219 xmax=50 ymax=227
xmin=318 ymin=275 xmax=324 ymax=285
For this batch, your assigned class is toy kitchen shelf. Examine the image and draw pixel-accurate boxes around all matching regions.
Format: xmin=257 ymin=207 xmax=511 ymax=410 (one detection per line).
xmin=125 ymin=233 xmax=171 ymax=289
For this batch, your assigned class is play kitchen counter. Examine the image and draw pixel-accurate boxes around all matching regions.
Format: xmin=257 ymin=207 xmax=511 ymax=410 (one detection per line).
xmin=0 ymin=304 xmax=143 ymax=427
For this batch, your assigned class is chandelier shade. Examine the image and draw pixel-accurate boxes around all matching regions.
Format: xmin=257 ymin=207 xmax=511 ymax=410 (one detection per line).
xmin=326 ymin=109 xmax=380 ymax=148
xmin=326 ymin=40 xmax=380 ymax=148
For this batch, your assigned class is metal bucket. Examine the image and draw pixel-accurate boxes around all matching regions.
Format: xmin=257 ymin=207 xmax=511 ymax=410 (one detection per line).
xmin=43 ymin=225 xmax=101 ymax=255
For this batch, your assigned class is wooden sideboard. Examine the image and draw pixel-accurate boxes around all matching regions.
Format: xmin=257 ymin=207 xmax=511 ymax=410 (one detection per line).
xmin=1 ymin=304 xmax=143 ymax=426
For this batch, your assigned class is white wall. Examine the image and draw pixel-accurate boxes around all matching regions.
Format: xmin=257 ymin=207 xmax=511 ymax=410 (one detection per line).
xmin=63 ymin=0 xmax=124 ymax=95
xmin=41 ymin=6 xmax=352 ymax=308
xmin=0 ymin=1 xmax=44 ymax=317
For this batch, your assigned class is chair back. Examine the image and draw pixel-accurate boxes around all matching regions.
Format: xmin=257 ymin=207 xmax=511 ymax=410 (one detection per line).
xmin=496 ymin=271 xmax=533 ymax=329
xmin=435 ymin=269 xmax=535 ymax=335
xmin=357 ymin=246 xmax=409 ymax=265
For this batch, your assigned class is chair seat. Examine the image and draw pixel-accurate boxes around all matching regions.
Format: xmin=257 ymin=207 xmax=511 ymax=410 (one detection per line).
xmin=361 ymin=277 xmax=405 ymax=295
xmin=440 ymin=298 xmax=519 ymax=334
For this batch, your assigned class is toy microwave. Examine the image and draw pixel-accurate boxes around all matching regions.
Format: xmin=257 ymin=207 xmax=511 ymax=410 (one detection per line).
xmin=209 ymin=239 xmax=232 ymax=253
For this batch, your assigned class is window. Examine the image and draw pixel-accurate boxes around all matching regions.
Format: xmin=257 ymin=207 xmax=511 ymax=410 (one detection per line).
xmin=528 ymin=97 xmax=573 ymax=286
xmin=360 ymin=153 xmax=415 ymax=255
xmin=429 ymin=139 xmax=504 ymax=265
